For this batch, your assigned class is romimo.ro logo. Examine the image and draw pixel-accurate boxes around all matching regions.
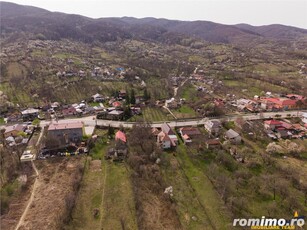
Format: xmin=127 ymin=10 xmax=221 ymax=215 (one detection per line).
xmin=233 ymin=215 xmax=305 ymax=229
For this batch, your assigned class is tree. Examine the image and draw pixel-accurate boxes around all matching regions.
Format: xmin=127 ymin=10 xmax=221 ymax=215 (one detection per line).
xmin=130 ymin=89 xmax=136 ymax=104
xmin=123 ymin=106 xmax=132 ymax=120
xmin=107 ymin=125 xmax=114 ymax=137
xmin=143 ymin=88 xmax=150 ymax=101
xmin=125 ymin=93 xmax=130 ymax=105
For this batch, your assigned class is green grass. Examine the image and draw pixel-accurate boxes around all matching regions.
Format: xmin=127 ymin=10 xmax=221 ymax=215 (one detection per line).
xmin=181 ymin=84 xmax=197 ymax=102
xmin=173 ymin=105 xmax=197 ymax=119
xmin=68 ymin=158 xmax=105 ymax=230
xmin=0 ymin=117 xmax=5 ymax=125
xmin=68 ymin=135 xmax=137 ymax=230
xmin=101 ymin=163 xmax=137 ymax=230
xmin=161 ymin=153 xmax=215 ymax=230
xmin=175 ymin=144 xmax=234 ymax=230
xmin=129 ymin=107 xmax=172 ymax=122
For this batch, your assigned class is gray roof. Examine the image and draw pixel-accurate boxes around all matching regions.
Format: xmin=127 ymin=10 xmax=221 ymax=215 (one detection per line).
xmin=225 ymin=129 xmax=240 ymax=139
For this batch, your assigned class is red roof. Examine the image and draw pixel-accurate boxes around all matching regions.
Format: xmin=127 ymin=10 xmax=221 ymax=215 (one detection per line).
xmin=264 ymin=120 xmax=282 ymax=125
xmin=115 ymin=130 xmax=126 ymax=143
xmin=281 ymin=99 xmax=297 ymax=106
xmin=112 ymin=101 xmax=122 ymax=107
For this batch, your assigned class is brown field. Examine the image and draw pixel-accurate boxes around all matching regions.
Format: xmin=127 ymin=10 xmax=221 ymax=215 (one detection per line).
xmin=1 ymin=157 xmax=85 ymax=230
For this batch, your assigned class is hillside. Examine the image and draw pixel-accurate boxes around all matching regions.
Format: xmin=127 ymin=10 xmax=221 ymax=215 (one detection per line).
xmin=1 ymin=2 xmax=307 ymax=45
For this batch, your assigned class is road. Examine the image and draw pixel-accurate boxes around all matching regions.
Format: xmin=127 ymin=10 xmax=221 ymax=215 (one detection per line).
xmin=39 ymin=110 xmax=305 ymax=129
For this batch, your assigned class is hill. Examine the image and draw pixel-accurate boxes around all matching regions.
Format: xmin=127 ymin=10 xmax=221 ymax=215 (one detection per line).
xmin=1 ymin=2 xmax=307 ymax=45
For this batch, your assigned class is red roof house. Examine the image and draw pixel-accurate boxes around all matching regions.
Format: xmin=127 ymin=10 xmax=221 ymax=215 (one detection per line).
xmin=115 ymin=130 xmax=126 ymax=143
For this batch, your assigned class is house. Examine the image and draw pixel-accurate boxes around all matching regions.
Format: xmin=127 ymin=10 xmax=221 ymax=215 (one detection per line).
xmin=107 ymin=110 xmax=124 ymax=120
xmin=179 ymin=127 xmax=201 ymax=144
xmin=112 ymin=101 xmax=122 ymax=108
xmin=62 ymin=107 xmax=77 ymax=117
xmin=276 ymin=129 xmax=292 ymax=139
xmin=157 ymin=123 xmax=178 ymax=149
xmin=264 ymin=120 xmax=282 ymax=130
xmin=179 ymin=127 xmax=201 ymax=137
xmin=225 ymin=129 xmax=241 ymax=144
xmin=92 ymin=93 xmax=104 ymax=102
xmin=115 ymin=130 xmax=127 ymax=143
xmin=157 ymin=131 xmax=171 ymax=149
xmin=182 ymin=134 xmax=192 ymax=144
xmin=4 ymin=124 xmax=25 ymax=138
xmin=21 ymin=108 xmax=39 ymax=121
xmin=204 ymin=119 xmax=221 ymax=136
xmin=47 ymin=122 xmax=83 ymax=147
xmin=206 ymin=139 xmax=221 ymax=149
xmin=118 ymin=90 xmax=126 ymax=98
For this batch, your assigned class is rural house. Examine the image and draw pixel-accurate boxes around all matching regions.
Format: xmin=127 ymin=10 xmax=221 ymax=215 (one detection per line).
xmin=115 ymin=130 xmax=127 ymax=143
xmin=225 ymin=129 xmax=241 ymax=144
xmin=4 ymin=124 xmax=25 ymax=138
xmin=47 ymin=122 xmax=83 ymax=147
xmin=157 ymin=123 xmax=178 ymax=149
xmin=179 ymin=127 xmax=201 ymax=144
xmin=204 ymin=119 xmax=221 ymax=136
xmin=264 ymin=120 xmax=282 ymax=130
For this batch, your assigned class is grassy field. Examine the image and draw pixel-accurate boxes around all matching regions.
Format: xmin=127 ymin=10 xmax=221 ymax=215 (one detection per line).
xmin=180 ymin=84 xmax=197 ymax=102
xmin=161 ymin=153 xmax=215 ymax=230
xmin=175 ymin=144 xmax=234 ymax=230
xmin=129 ymin=107 xmax=173 ymax=122
xmin=67 ymin=132 xmax=137 ymax=230
xmin=172 ymin=105 xmax=197 ymax=119
xmin=101 ymin=163 xmax=137 ymax=230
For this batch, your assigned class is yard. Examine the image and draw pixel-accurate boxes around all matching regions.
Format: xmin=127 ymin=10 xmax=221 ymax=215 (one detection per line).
xmin=67 ymin=135 xmax=137 ymax=230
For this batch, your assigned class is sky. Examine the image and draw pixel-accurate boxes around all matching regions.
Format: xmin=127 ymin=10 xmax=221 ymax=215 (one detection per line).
xmin=3 ymin=0 xmax=307 ymax=28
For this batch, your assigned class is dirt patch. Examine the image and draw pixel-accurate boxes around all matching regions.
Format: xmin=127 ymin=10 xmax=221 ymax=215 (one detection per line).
xmin=1 ymin=157 xmax=85 ymax=230
xmin=90 ymin=160 xmax=102 ymax=172
xmin=0 ymin=163 xmax=34 ymax=230
xmin=133 ymin=177 xmax=182 ymax=230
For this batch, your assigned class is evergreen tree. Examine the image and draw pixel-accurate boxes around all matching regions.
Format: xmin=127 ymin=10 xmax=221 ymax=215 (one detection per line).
xmin=125 ymin=93 xmax=130 ymax=105
xmin=130 ymin=89 xmax=136 ymax=104
xmin=108 ymin=125 xmax=114 ymax=137
xmin=124 ymin=106 xmax=132 ymax=120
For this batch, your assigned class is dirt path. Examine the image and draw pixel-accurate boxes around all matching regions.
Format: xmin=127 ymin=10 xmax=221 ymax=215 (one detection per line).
xmin=14 ymin=160 xmax=39 ymax=230
xmin=99 ymin=161 xmax=108 ymax=229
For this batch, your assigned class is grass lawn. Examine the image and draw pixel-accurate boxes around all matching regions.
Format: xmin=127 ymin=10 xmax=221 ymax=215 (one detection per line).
xmin=129 ymin=107 xmax=172 ymax=122
xmin=175 ymin=144 xmax=234 ymax=230
xmin=181 ymin=84 xmax=197 ymax=102
xmin=101 ymin=162 xmax=137 ymax=230
xmin=172 ymin=105 xmax=197 ymax=119
xmin=68 ymin=135 xmax=137 ymax=230
xmin=68 ymin=157 xmax=105 ymax=230
xmin=161 ymin=153 xmax=215 ymax=230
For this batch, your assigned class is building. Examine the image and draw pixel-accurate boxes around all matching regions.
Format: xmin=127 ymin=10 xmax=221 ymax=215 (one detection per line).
xmin=264 ymin=120 xmax=282 ymax=130
xmin=47 ymin=122 xmax=83 ymax=147
xmin=225 ymin=129 xmax=241 ymax=144
xmin=21 ymin=108 xmax=39 ymax=121
xmin=179 ymin=127 xmax=201 ymax=144
xmin=206 ymin=139 xmax=221 ymax=149
xmin=204 ymin=119 xmax=221 ymax=136
xmin=92 ymin=93 xmax=104 ymax=102
xmin=157 ymin=123 xmax=178 ymax=149
xmin=115 ymin=130 xmax=127 ymax=143
xmin=4 ymin=124 xmax=25 ymax=138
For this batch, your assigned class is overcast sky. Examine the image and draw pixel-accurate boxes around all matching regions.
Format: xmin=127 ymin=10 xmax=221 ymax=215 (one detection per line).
xmin=3 ymin=0 xmax=307 ymax=28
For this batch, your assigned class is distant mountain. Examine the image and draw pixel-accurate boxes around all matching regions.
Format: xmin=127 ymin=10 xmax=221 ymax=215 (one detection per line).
xmin=1 ymin=1 xmax=307 ymax=44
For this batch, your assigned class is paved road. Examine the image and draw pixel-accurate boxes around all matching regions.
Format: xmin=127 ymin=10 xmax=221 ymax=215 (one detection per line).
xmin=39 ymin=110 xmax=305 ymax=129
